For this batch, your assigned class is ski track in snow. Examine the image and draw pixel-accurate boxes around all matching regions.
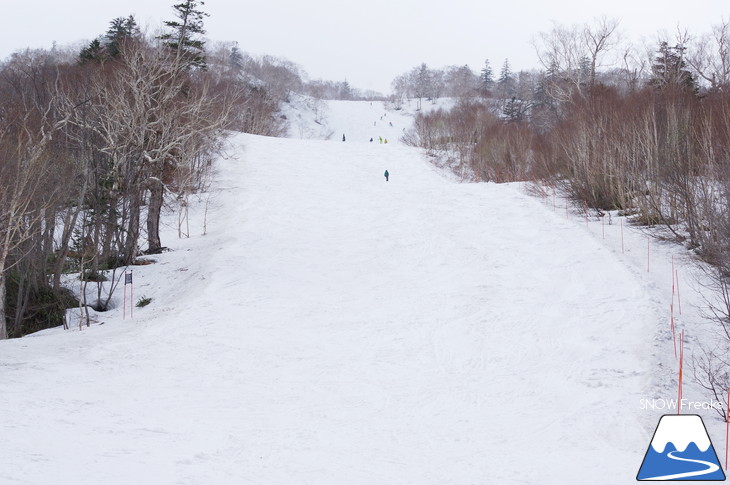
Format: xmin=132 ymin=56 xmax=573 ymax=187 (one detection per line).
xmin=0 ymin=100 xmax=717 ymax=484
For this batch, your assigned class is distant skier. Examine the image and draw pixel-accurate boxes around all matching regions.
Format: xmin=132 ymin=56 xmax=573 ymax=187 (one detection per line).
xmin=384 ymin=170 xmax=389 ymax=182
xmin=370 ymin=137 xmax=373 ymax=142
xmin=342 ymin=133 xmax=346 ymax=142
xmin=379 ymin=136 xmax=383 ymax=144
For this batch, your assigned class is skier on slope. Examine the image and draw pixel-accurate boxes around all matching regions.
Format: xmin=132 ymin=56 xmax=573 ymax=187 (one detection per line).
xmin=384 ymin=170 xmax=389 ymax=182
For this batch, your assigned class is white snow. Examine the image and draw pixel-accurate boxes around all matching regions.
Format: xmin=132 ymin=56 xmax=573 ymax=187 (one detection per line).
xmin=0 ymin=98 xmax=726 ymax=484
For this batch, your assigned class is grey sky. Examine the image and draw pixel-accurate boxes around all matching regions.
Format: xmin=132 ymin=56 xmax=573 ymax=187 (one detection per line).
xmin=2 ymin=1 xmax=728 ymax=93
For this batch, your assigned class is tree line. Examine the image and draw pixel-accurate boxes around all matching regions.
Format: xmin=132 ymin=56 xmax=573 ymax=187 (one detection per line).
xmin=0 ymin=0 xmax=314 ymax=338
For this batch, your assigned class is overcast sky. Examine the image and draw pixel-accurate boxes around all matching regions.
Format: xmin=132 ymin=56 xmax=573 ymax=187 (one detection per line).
xmin=1 ymin=1 xmax=728 ymax=93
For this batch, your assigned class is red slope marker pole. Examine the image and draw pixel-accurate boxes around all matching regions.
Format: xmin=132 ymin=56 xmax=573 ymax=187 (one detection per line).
xmin=726 ymin=388 xmax=729 ymax=471
xmin=677 ymin=330 xmax=684 ymax=414
xmin=676 ymin=269 xmax=682 ymax=316
xmin=671 ymin=304 xmax=676 ymax=359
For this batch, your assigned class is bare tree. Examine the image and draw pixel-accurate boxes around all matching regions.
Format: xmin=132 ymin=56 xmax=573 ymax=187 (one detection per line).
xmin=583 ymin=16 xmax=621 ymax=88
xmin=0 ymin=95 xmax=63 ymax=338
xmin=534 ymin=18 xmax=621 ymax=101
xmin=687 ymin=18 xmax=730 ymax=91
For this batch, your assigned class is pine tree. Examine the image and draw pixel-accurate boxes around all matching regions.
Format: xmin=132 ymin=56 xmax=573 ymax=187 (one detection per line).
xmin=651 ymin=41 xmax=696 ymax=92
xmin=480 ymin=59 xmax=494 ymax=94
xmin=104 ymin=16 xmax=138 ymax=58
xmin=159 ymin=0 xmax=210 ymax=70
xmin=502 ymin=96 xmax=523 ymax=123
xmin=79 ymin=39 xmax=104 ymax=63
xmin=497 ymin=58 xmax=516 ymax=97
xmin=578 ymin=56 xmax=592 ymax=86
xmin=230 ymin=43 xmax=244 ymax=72
xmin=412 ymin=63 xmax=432 ymax=110
xmin=79 ymin=15 xmax=138 ymax=63
xmin=339 ymin=80 xmax=353 ymax=100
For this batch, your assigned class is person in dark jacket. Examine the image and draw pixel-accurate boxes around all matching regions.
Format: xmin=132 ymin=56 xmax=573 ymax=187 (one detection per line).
xmin=384 ymin=170 xmax=389 ymax=182
xmin=342 ymin=133 xmax=346 ymax=142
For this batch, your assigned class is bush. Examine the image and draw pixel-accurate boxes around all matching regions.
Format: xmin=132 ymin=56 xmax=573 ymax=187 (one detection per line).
xmin=80 ymin=269 xmax=108 ymax=282
xmin=4 ymin=273 xmax=78 ymax=338
xmin=136 ymin=296 xmax=152 ymax=308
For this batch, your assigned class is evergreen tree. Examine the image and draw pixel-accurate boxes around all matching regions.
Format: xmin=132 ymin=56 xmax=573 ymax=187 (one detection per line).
xmin=159 ymin=0 xmax=210 ymax=70
xmin=79 ymin=39 xmax=104 ymax=63
xmin=339 ymin=80 xmax=353 ymax=100
xmin=104 ymin=16 xmax=139 ymax=58
xmin=79 ymin=15 xmax=138 ymax=63
xmin=413 ymin=63 xmax=432 ymax=109
xmin=651 ymin=41 xmax=696 ymax=92
xmin=497 ymin=58 xmax=516 ymax=97
xmin=230 ymin=43 xmax=244 ymax=72
xmin=578 ymin=56 xmax=592 ymax=86
xmin=480 ymin=59 xmax=494 ymax=94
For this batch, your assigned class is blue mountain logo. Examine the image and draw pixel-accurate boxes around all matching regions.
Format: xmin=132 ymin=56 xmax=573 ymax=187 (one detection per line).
xmin=637 ymin=414 xmax=726 ymax=481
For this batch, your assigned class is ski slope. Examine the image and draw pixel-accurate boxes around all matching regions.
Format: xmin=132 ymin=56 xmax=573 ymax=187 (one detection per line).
xmin=0 ymin=100 xmax=721 ymax=484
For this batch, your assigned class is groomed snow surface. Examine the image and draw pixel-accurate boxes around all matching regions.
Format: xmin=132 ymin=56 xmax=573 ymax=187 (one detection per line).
xmin=0 ymin=100 xmax=723 ymax=484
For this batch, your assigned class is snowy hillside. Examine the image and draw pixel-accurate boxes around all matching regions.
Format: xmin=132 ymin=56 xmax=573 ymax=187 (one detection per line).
xmin=282 ymin=94 xmax=415 ymax=144
xmin=0 ymin=99 xmax=725 ymax=484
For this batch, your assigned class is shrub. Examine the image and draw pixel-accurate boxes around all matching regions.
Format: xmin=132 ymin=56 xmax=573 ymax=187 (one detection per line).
xmin=136 ymin=296 xmax=152 ymax=308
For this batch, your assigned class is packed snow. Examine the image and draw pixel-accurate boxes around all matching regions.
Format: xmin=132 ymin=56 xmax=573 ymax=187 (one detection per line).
xmin=0 ymin=99 xmax=725 ymax=484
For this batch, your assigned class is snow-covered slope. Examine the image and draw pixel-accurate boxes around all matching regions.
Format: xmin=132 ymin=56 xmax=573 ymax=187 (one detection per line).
xmin=282 ymin=94 xmax=417 ymax=144
xmin=0 ymin=100 xmax=724 ymax=484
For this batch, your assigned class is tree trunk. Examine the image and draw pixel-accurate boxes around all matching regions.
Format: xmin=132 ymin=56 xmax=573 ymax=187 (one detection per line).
xmin=147 ymin=178 xmax=164 ymax=253
xmin=0 ymin=274 xmax=7 ymax=340
xmin=124 ymin=195 xmax=141 ymax=264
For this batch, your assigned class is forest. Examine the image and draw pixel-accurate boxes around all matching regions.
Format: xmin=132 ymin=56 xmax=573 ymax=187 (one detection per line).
xmin=0 ymin=1 xmax=318 ymax=339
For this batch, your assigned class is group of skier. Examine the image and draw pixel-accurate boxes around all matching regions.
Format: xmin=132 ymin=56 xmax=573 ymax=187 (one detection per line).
xmin=339 ymin=112 xmax=392 ymax=182
xmin=342 ymin=134 xmax=389 ymax=144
